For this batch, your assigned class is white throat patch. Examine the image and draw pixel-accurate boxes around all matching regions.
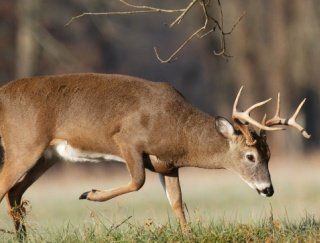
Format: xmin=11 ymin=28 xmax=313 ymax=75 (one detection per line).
xmin=44 ymin=140 xmax=126 ymax=164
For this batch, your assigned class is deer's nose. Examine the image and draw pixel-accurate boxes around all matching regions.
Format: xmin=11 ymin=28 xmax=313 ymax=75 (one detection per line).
xmin=258 ymin=185 xmax=274 ymax=197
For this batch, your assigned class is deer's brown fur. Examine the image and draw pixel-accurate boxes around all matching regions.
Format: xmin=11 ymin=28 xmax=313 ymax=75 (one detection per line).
xmin=0 ymin=73 xmax=304 ymax=236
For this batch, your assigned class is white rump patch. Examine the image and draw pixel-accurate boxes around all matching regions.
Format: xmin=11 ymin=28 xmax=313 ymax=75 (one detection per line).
xmin=44 ymin=139 xmax=126 ymax=164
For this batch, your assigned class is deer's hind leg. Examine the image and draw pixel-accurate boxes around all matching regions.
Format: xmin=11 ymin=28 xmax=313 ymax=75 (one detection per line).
xmin=0 ymin=147 xmax=47 ymax=203
xmin=6 ymin=156 xmax=55 ymax=237
xmin=0 ymin=132 xmax=50 ymax=235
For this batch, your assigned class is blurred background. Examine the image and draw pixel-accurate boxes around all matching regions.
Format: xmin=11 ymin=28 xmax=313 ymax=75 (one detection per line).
xmin=0 ymin=0 xmax=319 ymax=231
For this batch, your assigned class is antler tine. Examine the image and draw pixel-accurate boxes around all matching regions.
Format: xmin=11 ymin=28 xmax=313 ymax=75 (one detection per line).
xmin=259 ymin=114 xmax=268 ymax=137
xmin=272 ymin=92 xmax=281 ymax=119
xmin=261 ymin=114 xmax=267 ymax=125
xmin=287 ymin=98 xmax=311 ymax=139
xmin=276 ymin=93 xmax=281 ymax=117
xmin=247 ymin=98 xmax=272 ymax=115
xmin=265 ymin=93 xmax=283 ymax=126
xmin=232 ymin=86 xmax=271 ymax=116
xmin=233 ymin=86 xmax=243 ymax=114
xmin=232 ymin=86 xmax=256 ymax=145
xmin=292 ymin=98 xmax=306 ymax=120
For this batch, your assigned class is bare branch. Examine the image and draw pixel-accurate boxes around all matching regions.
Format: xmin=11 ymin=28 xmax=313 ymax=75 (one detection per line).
xmin=66 ymin=0 xmax=245 ymax=63
xmin=66 ymin=11 xmax=157 ymax=27
xmin=197 ymin=28 xmax=214 ymax=38
xmin=118 ymin=0 xmax=184 ymax=13
xmin=169 ymin=0 xmax=199 ymax=28
xmin=153 ymin=24 xmax=205 ymax=63
xmin=154 ymin=0 xmax=208 ymax=63
xmin=223 ymin=11 xmax=246 ymax=35
xmin=65 ymin=1 xmax=186 ymax=26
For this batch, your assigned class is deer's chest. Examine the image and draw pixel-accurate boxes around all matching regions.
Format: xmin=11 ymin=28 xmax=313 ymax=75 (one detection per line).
xmin=144 ymin=155 xmax=176 ymax=173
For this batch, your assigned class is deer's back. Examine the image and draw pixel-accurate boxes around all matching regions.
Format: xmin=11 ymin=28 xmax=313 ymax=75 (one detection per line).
xmin=0 ymin=73 xmax=196 ymax=153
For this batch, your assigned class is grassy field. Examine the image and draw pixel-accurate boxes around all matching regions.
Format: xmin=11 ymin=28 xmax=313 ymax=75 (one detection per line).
xmin=2 ymin=214 xmax=320 ymax=242
xmin=0 ymin=153 xmax=320 ymax=242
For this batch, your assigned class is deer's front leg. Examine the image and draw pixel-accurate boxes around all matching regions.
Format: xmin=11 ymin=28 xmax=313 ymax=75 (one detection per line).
xmin=80 ymin=143 xmax=145 ymax=202
xmin=159 ymin=170 xmax=187 ymax=227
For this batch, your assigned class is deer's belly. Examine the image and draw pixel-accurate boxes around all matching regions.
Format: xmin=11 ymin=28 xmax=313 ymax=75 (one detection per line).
xmin=44 ymin=139 xmax=126 ymax=164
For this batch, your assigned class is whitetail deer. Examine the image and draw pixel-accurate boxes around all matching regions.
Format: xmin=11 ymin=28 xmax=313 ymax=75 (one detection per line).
xmin=0 ymin=73 xmax=309 ymax=236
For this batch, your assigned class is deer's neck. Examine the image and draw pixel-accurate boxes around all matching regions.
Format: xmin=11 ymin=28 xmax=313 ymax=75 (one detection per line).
xmin=176 ymin=110 xmax=229 ymax=169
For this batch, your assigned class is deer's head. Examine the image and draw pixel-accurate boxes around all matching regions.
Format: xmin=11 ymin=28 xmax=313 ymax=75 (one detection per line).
xmin=215 ymin=86 xmax=310 ymax=197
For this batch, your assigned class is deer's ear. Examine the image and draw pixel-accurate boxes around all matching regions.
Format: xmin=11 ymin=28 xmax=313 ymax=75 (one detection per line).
xmin=215 ymin=117 xmax=235 ymax=139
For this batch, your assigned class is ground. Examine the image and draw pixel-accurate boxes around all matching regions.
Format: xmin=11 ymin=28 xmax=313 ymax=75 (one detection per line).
xmin=0 ymin=153 xmax=319 ymax=241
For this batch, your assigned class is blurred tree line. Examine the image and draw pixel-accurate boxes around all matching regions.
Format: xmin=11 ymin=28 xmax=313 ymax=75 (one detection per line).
xmin=0 ymin=0 xmax=319 ymax=154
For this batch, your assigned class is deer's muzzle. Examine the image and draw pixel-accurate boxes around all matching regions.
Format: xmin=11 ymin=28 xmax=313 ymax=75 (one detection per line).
xmin=256 ymin=184 xmax=274 ymax=197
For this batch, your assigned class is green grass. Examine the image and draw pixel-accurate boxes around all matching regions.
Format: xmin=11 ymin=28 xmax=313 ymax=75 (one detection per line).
xmin=1 ymin=214 xmax=320 ymax=242
xmin=1 ymin=156 xmax=320 ymax=242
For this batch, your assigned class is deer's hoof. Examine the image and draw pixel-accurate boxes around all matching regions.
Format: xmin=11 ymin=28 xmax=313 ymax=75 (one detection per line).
xmin=79 ymin=189 xmax=98 ymax=200
xmin=79 ymin=191 xmax=89 ymax=200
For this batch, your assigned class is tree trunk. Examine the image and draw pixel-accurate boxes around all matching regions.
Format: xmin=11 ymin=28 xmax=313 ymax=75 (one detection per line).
xmin=15 ymin=0 xmax=40 ymax=79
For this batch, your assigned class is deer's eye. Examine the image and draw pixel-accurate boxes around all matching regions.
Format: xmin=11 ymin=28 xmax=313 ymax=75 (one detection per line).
xmin=246 ymin=154 xmax=255 ymax=163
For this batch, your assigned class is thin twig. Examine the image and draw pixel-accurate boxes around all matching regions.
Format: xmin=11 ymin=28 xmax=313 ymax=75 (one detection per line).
xmin=154 ymin=21 xmax=207 ymax=63
xmin=223 ymin=11 xmax=246 ymax=35
xmin=65 ymin=0 xmax=186 ymax=26
xmin=154 ymin=0 xmax=208 ymax=63
xmin=207 ymin=1 xmax=245 ymax=58
xmin=66 ymin=11 xmax=159 ymax=26
xmin=197 ymin=28 xmax=214 ymax=38
xmin=170 ymin=0 xmax=199 ymax=28
xmin=213 ymin=0 xmax=228 ymax=57
xmin=119 ymin=0 xmax=185 ymax=13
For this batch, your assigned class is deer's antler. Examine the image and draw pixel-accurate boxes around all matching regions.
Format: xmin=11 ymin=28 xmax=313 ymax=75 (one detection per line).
xmin=265 ymin=93 xmax=311 ymax=139
xmin=232 ymin=86 xmax=283 ymax=145
xmin=232 ymin=86 xmax=311 ymax=145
